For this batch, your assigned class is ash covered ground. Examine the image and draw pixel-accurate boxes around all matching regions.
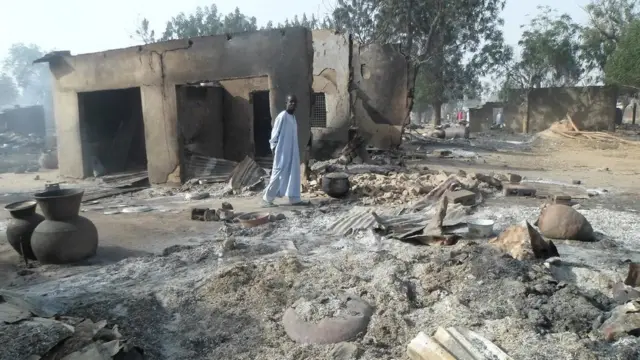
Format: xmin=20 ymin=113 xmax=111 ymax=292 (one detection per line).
xmin=6 ymin=197 xmax=640 ymax=360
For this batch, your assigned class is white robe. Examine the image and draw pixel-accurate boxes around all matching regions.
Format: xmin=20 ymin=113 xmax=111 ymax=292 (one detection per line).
xmin=263 ymin=111 xmax=301 ymax=202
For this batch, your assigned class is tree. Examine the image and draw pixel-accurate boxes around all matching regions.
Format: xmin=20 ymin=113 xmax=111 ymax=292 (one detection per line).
xmin=0 ymin=73 xmax=18 ymax=107
xmin=328 ymin=0 xmax=508 ymax=124
xmin=605 ymin=19 xmax=640 ymax=89
xmin=581 ymin=0 xmax=640 ymax=82
xmin=133 ymin=17 xmax=156 ymax=44
xmin=497 ymin=6 xmax=583 ymax=99
xmin=1 ymin=43 xmax=51 ymax=106
xmin=134 ymin=5 xmax=259 ymax=44
xmin=274 ymin=13 xmax=331 ymax=30
xmin=330 ymin=0 xmax=381 ymax=44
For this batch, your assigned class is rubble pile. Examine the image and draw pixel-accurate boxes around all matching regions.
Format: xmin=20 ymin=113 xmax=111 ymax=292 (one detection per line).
xmin=0 ymin=291 xmax=142 ymax=360
xmin=0 ymin=131 xmax=44 ymax=153
xmin=305 ymin=169 xmax=503 ymax=205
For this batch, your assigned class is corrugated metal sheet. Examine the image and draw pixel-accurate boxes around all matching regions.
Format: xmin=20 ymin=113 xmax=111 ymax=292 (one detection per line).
xmin=255 ymin=155 xmax=273 ymax=169
xmin=328 ymin=203 xmax=470 ymax=238
xmin=327 ymin=207 xmax=378 ymax=236
xmin=99 ymin=171 xmax=148 ymax=188
xmin=229 ymin=156 xmax=267 ymax=191
xmin=184 ymin=155 xmax=238 ymax=182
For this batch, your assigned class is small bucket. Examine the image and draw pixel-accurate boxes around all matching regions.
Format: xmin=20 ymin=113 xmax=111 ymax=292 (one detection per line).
xmin=467 ymin=219 xmax=495 ymax=238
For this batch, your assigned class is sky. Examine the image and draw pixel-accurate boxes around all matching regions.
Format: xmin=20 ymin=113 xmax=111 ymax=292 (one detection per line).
xmin=0 ymin=0 xmax=591 ymax=60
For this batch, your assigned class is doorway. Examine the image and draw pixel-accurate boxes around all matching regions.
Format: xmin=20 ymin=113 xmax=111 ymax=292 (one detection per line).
xmin=176 ymin=83 xmax=225 ymax=182
xmin=252 ymin=90 xmax=272 ymax=158
xmin=78 ymin=88 xmax=147 ymax=176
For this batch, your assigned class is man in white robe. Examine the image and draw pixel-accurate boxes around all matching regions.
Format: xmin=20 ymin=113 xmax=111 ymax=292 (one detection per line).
xmin=262 ymin=95 xmax=308 ymax=207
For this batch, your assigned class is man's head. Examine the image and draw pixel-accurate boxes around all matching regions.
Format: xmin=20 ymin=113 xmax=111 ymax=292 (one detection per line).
xmin=286 ymin=95 xmax=297 ymax=114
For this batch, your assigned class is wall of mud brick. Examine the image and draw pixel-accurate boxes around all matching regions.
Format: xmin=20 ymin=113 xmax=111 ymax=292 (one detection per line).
xmin=0 ymin=105 xmax=46 ymax=136
xmin=352 ymin=42 xmax=409 ymax=149
xmin=311 ymin=31 xmax=410 ymax=155
xmin=527 ymin=86 xmax=616 ymax=132
xmin=502 ymin=86 xmax=616 ymax=133
xmin=48 ymin=28 xmax=313 ymax=184
xmin=310 ymin=30 xmax=351 ymax=159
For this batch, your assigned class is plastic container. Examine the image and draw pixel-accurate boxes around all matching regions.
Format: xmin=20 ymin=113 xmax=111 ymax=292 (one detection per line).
xmin=467 ymin=219 xmax=495 ymax=237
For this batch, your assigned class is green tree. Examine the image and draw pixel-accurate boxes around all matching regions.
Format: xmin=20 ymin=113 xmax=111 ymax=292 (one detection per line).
xmin=134 ymin=4 xmax=259 ymax=44
xmin=329 ymin=0 xmax=509 ymax=124
xmin=605 ymin=19 xmax=640 ymax=89
xmin=1 ymin=43 xmax=51 ymax=106
xmin=581 ymin=0 xmax=640 ymax=81
xmin=497 ymin=6 xmax=583 ymax=98
xmin=274 ymin=13 xmax=331 ymax=30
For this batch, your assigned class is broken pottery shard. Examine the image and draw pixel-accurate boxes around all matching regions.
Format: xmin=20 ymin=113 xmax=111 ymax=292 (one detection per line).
xmin=625 ymin=263 xmax=640 ymax=287
xmin=489 ymin=221 xmax=559 ymax=260
xmin=537 ymin=204 xmax=594 ymax=241
xmin=600 ymin=300 xmax=640 ymax=341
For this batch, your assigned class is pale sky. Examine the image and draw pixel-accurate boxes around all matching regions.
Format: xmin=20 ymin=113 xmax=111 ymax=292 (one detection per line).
xmin=0 ymin=0 xmax=590 ymax=60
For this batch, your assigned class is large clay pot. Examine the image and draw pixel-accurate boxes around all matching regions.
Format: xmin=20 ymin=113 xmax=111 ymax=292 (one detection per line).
xmin=34 ymin=188 xmax=84 ymax=221
xmin=31 ymin=188 xmax=98 ymax=264
xmin=322 ymin=172 xmax=351 ymax=198
xmin=31 ymin=216 xmax=99 ymax=264
xmin=537 ymin=204 xmax=594 ymax=241
xmin=4 ymin=200 xmax=45 ymax=260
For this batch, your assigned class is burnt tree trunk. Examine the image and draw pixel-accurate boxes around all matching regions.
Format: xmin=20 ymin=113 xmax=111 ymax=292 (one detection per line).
xmin=433 ymin=102 xmax=443 ymax=126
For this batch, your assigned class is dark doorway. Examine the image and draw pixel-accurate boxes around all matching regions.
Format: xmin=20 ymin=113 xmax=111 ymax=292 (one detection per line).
xmin=78 ymin=88 xmax=146 ymax=176
xmin=252 ymin=90 xmax=272 ymax=157
xmin=176 ymin=83 xmax=225 ymax=182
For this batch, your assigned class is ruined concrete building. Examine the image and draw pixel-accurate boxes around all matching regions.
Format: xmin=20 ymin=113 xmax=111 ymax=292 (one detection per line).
xmin=40 ymin=27 xmax=410 ymax=184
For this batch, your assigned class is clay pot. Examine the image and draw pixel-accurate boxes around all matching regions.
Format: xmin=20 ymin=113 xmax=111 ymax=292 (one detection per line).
xmin=537 ymin=204 xmax=594 ymax=241
xmin=4 ymin=200 xmax=45 ymax=260
xmin=322 ymin=173 xmax=350 ymax=198
xmin=31 ymin=216 xmax=99 ymax=264
xmin=34 ymin=188 xmax=84 ymax=221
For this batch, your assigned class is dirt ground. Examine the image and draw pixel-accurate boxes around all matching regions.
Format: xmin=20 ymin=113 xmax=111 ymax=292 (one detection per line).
xmin=2 ymin=131 xmax=640 ymax=359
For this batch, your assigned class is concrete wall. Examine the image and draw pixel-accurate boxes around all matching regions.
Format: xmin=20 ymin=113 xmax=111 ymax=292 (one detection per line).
xmin=352 ymin=43 xmax=409 ymax=148
xmin=48 ymin=28 xmax=313 ymax=184
xmin=311 ymin=30 xmax=350 ymax=156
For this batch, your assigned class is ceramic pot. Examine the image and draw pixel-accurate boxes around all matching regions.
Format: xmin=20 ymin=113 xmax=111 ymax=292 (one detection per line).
xmin=34 ymin=188 xmax=84 ymax=221
xmin=31 ymin=216 xmax=99 ymax=264
xmin=4 ymin=200 xmax=44 ymax=260
xmin=322 ymin=172 xmax=351 ymax=198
